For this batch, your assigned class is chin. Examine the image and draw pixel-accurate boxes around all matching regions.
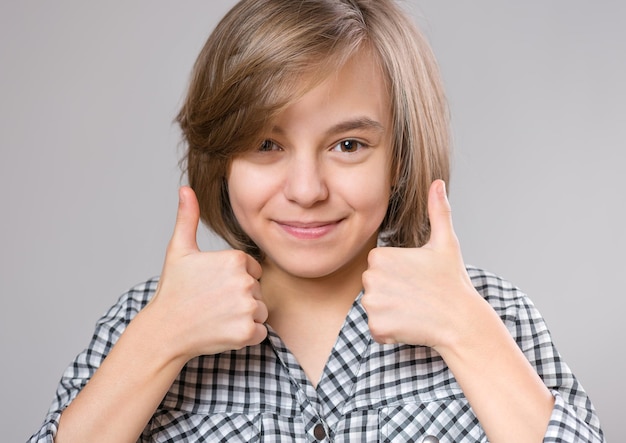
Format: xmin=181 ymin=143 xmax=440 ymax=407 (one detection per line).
xmin=275 ymin=261 xmax=340 ymax=280
xmin=265 ymin=248 xmax=366 ymax=281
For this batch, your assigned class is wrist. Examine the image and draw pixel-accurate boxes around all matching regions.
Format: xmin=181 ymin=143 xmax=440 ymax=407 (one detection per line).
xmin=126 ymin=305 xmax=192 ymax=371
xmin=433 ymin=291 xmax=507 ymax=363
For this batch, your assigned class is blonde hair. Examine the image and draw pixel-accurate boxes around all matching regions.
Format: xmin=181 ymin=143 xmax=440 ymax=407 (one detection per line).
xmin=177 ymin=0 xmax=450 ymax=258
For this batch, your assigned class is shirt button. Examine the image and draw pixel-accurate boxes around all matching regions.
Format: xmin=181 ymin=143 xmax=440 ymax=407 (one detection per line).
xmin=422 ymin=436 xmax=440 ymax=443
xmin=313 ymin=423 xmax=326 ymax=440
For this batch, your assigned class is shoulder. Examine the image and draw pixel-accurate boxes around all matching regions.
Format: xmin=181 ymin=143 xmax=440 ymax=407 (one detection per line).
xmin=466 ymin=265 xmax=524 ymax=299
xmin=95 ymin=276 xmax=160 ymax=331
xmin=465 ymin=265 xmax=537 ymax=323
xmin=466 ymin=265 xmax=554 ymax=348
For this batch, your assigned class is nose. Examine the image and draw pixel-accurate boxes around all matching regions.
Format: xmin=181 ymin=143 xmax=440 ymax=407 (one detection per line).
xmin=283 ymin=153 xmax=329 ymax=207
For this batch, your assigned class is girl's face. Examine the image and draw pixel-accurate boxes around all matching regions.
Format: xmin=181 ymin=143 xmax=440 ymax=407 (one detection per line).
xmin=228 ymin=50 xmax=392 ymax=280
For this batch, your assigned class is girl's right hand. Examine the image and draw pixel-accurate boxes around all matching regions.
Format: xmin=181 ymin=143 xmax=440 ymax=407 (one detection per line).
xmin=143 ymin=186 xmax=268 ymax=361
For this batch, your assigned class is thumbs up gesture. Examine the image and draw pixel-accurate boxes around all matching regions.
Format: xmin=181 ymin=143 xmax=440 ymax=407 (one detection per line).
xmin=362 ymin=180 xmax=485 ymax=350
xmin=146 ymin=186 xmax=268 ymax=360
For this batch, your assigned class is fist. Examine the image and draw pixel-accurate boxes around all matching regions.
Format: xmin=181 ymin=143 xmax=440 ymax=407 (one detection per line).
xmin=361 ymin=180 xmax=482 ymax=350
xmin=147 ymin=186 xmax=268 ymax=360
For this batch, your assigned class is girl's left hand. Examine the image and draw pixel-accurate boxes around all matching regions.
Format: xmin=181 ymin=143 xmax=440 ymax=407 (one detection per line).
xmin=363 ymin=180 xmax=556 ymax=441
xmin=361 ymin=179 xmax=491 ymax=351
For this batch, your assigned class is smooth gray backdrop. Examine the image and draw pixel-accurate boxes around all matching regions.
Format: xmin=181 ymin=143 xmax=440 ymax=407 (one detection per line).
xmin=1 ymin=1 xmax=622 ymax=441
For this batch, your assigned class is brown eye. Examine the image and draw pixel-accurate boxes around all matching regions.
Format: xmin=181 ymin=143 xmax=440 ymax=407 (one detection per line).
xmin=332 ymin=139 xmax=365 ymax=153
xmin=259 ymin=140 xmax=277 ymax=152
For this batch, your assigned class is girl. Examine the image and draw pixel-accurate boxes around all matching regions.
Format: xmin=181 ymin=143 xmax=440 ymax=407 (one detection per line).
xmin=31 ymin=0 xmax=604 ymax=441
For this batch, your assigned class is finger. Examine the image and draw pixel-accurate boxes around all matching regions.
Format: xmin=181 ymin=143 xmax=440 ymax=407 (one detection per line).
xmin=253 ymin=300 xmax=269 ymax=323
xmin=249 ymin=277 xmax=264 ymax=301
xmin=168 ymin=186 xmax=201 ymax=255
xmin=245 ymin=254 xmax=263 ymax=280
xmin=426 ymin=179 xmax=457 ymax=248
xmin=249 ymin=323 xmax=268 ymax=346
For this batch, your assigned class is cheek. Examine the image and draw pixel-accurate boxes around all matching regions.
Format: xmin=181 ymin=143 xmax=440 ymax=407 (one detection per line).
xmin=338 ymin=162 xmax=391 ymax=218
xmin=227 ymin=161 xmax=278 ymax=227
xmin=226 ymin=162 xmax=256 ymax=220
xmin=367 ymin=163 xmax=392 ymax=222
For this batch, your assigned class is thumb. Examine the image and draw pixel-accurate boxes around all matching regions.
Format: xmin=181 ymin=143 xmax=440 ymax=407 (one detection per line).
xmin=426 ymin=179 xmax=457 ymax=248
xmin=168 ymin=186 xmax=201 ymax=255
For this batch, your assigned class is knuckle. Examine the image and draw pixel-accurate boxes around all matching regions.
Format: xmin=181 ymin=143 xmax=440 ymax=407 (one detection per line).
xmin=241 ymin=274 xmax=258 ymax=291
xmin=361 ymin=291 xmax=383 ymax=312
xmin=361 ymin=270 xmax=373 ymax=289
xmin=368 ymin=321 xmax=390 ymax=344
xmin=367 ymin=248 xmax=381 ymax=266
xmin=368 ymin=247 xmax=392 ymax=268
xmin=360 ymin=291 xmax=373 ymax=310
xmin=242 ymin=297 xmax=258 ymax=315
xmin=224 ymin=249 xmax=248 ymax=268
xmin=239 ymin=321 xmax=259 ymax=342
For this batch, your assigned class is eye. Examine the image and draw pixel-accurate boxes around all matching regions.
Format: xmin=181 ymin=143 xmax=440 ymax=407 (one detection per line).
xmin=259 ymin=140 xmax=280 ymax=152
xmin=331 ymin=139 xmax=366 ymax=153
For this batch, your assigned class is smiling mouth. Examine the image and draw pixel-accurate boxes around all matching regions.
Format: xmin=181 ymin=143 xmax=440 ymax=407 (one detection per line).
xmin=275 ymin=220 xmax=342 ymax=239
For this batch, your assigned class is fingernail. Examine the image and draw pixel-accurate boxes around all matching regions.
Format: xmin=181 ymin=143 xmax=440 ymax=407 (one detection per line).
xmin=439 ymin=180 xmax=446 ymax=197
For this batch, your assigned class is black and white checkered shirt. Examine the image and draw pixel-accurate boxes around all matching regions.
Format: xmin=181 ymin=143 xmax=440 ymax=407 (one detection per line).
xmin=30 ymin=266 xmax=604 ymax=442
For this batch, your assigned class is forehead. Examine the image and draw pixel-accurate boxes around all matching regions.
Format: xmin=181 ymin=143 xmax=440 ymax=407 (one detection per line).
xmin=270 ymin=48 xmax=392 ymax=132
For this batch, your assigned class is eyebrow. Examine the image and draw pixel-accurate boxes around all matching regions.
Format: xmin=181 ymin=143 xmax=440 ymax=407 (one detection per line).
xmin=271 ymin=117 xmax=385 ymax=137
xmin=324 ymin=117 xmax=386 ymax=136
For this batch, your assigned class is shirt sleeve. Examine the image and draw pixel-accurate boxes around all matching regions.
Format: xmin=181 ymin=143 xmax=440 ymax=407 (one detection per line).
xmin=27 ymin=278 xmax=158 ymax=443
xmin=468 ymin=267 xmax=605 ymax=442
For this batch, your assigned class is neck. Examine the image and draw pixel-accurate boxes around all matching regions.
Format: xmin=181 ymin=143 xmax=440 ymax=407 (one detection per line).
xmin=259 ymin=238 xmax=376 ymax=388
xmin=261 ymin=248 xmax=372 ymax=327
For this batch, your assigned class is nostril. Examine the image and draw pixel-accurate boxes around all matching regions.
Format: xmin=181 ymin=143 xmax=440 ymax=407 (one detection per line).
xmin=283 ymin=163 xmax=328 ymax=206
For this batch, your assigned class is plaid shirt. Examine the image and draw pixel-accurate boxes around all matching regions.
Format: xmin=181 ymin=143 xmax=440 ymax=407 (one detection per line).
xmin=30 ymin=266 xmax=604 ymax=442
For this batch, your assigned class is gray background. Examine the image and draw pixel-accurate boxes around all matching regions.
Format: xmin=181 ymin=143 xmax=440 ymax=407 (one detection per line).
xmin=1 ymin=1 xmax=622 ymax=441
